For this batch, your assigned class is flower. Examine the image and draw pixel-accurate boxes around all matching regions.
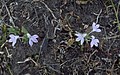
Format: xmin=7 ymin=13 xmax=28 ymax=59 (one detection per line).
xmin=90 ymin=35 xmax=99 ymax=47
xmin=8 ymin=34 xmax=19 ymax=47
xmin=27 ymin=33 xmax=39 ymax=47
xmin=92 ymin=22 xmax=101 ymax=32
xmin=75 ymin=33 xmax=87 ymax=45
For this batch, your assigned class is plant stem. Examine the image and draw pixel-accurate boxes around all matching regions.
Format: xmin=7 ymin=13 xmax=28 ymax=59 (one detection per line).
xmin=7 ymin=65 xmax=13 ymax=75
xmin=110 ymin=0 xmax=120 ymax=27
xmin=2 ymin=0 xmax=16 ymax=27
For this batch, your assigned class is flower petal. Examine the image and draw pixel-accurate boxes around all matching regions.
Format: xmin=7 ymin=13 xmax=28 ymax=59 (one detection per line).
xmin=9 ymin=38 xmax=14 ymax=42
xmin=12 ymin=36 xmax=19 ymax=46
xmin=96 ymin=29 xmax=101 ymax=32
xmin=95 ymin=39 xmax=99 ymax=43
xmin=75 ymin=33 xmax=81 ymax=37
xmin=32 ymin=35 xmax=39 ymax=38
xmin=9 ymin=34 xmax=15 ymax=42
xmin=8 ymin=34 xmax=19 ymax=47
xmin=92 ymin=22 xmax=101 ymax=32
xmin=80 ymin=38 xmax=84 ymax=45
xmin=31 ymin=36 xmax=38 ymax=43
xmin=83 ymin=33 xmax=87 ymax=37
xmin=27 ymin=33 xmax=31 ymax=38
xmin=90 ymin=41 xmax=94 ymax=47
xmin=15 ymin=36 xmax=19 ymax=39
xmin=31 ymin=38 xmax=38 ymax=43
xmin=96 ymin=24 xmax=100 ymax=28
xmin=90 ymin=36 xmax=99 ymax=47
xmin=12 ymin=40 xmax=16 ymax=47
xmin=9 ymin=34 xmax=14 ymax=38
xmin=95 ymin=43 xmax=98 ymax=47
xmin=91 ymin=35 xmax=95 ymax=39
xmin=76 ymin=37 xmax=81 ymax=41
xmin=29 ymin=39 xmax=33 ymax=47
xmin=92 ymin=22 xmax=96 ymax=28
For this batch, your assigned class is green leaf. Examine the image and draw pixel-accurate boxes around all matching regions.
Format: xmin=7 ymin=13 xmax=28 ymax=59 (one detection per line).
xmin=0 ymin=35 xmax=6 ymax=45
xmin=21 ymin=26 xmax=29 ymax=43
xmin=21 ymin=26 xmax=28 ymax=34
xmin=0 ymin=24 xmax=7 ymax=45
xmin=118 ymin=24 xmax=120 ymax=31
xmin=22 ymin=34 xmax=29 ymax=43
xmin=8 ymin=26 xmax=20 ymax=35
xmin=2 ymin=24 xmax=7 ymax=33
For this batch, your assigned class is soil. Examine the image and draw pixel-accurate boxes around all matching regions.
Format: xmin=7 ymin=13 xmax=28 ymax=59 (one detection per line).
xmin=0 ymin=0 xmax=120 ymax=75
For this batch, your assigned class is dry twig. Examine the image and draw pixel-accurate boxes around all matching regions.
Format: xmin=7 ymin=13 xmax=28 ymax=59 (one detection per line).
xmin=1 ymin=0 xmax=15 ymax=27
xmin=40 ymin=1 xmax=57 ymax=20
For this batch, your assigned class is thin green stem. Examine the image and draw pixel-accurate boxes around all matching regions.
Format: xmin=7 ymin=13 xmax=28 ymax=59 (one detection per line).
xmin=7 ymin=65 xmax=13 ymax=75
xmin=116 ymin=1 xmax=120 ymax=15
xmin=110 ymin=0 xmax=120 ymax=27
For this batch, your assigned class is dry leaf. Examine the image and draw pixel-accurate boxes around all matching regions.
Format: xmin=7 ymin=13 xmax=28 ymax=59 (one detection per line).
xmin=76 ymin=0 xmax=89 ymax=4
xmin=0 ymin=51 xmax=4 ymax=54
xmin=67 ymin=38 xmax=74 ymax=46
xmin=17 ymin=58 xmax=31 ymax=64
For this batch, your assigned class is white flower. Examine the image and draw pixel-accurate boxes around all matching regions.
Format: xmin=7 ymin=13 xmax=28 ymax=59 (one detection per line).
xmin=8 ymin=34 xmax=19 ymax=47
xmin=27 ymin=33 xmax=39 ymax=47
xmin=90 ymin=35 xmax=99 ymax=47
xmin=75 ymin=33 xmax=87 ymax=45
xmin=92 ymin=22 xmax=101 ymax=32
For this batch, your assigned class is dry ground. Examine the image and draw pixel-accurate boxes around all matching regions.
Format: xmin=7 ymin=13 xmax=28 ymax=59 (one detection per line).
xmin=0 ymin=0 xmax=120 ymax=75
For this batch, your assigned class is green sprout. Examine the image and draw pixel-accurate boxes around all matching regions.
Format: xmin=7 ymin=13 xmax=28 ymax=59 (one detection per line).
xmin=110 ymin=0 xmax=120 ymax=30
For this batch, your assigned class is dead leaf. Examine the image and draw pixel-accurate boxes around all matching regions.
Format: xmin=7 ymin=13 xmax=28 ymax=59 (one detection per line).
xmin=67 ymin=38 xmax=74 ymax=46
xmin=0 ymin=51 xmax=4 ymax=54
xmin=76 ymin=0 xmax=89 ymax=4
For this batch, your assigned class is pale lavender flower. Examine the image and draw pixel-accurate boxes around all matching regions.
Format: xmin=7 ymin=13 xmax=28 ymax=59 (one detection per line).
xmin=27 ymin=33 xmax=39 ymax=47
xmin=75 ymin=33 xmax=87 ymax=45
xmin=92 ymin=22 xmax=101 ymax=32
xmin=90 ymin=35 xmax=99 ymax=47
xmin=8 ymin=34 xmax=19 ymax=47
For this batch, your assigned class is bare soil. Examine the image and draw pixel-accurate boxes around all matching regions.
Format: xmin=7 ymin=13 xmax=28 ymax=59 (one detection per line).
xmin=0 ymin=0 xmax=120 ymax=75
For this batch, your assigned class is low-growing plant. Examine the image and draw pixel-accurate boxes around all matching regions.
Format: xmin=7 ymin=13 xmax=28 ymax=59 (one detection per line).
xmin=0 ymin=22 xmax=39 ymax=48
xmin=75 ymin=22 xmax=101 ymax=48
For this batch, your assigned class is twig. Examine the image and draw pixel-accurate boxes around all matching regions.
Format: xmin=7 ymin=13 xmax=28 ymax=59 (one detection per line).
xmin=5 ymin=47 xmax=12 ymax=58
xmin=102 ymin=35 xmax=120 ymax=40
xmin=51 ymin=19 xmax=61 ymax=38
xmin=29 ymin=57 xmax=38 ymax=66
xmin=46 ymin=64 xmax=63 ymax=74
xmin=17 ymin=57 xmax=38 ymax=66
xmin=37 ymin=35 xmax=48 ymax=62
xmin=0 ymin=51 xmax=4 ymax=54
xmin=60 ymin=57 xmax=79 ymax=66
xmin=94 ymin=9 xmax=102 ymax=23
xmin=2 ymin=0 xmax=15 ymax=27
xmin=110 ymin=59 xmax=117 ymax=75
xmin=110 ymin=0 xmax=120 ymax=28
xmin=1 ymin=40 xmax=7 ymax=48
xmin=18 ymin=65 xmax=29 ymax=75
xmin=87 ymin=50 xmax=98 ymax=63
xmin=7 ymin=65 xmax=13 ymax=75
xmin=107 ymin=39 xmax=116 ymax=53
xmin=40 ymin=1 xmax=57 ymax=20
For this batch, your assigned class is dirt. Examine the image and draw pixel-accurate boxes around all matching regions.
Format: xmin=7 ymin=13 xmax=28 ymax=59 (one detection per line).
xmin=0 ymin=0 xmax=120 ymax=75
